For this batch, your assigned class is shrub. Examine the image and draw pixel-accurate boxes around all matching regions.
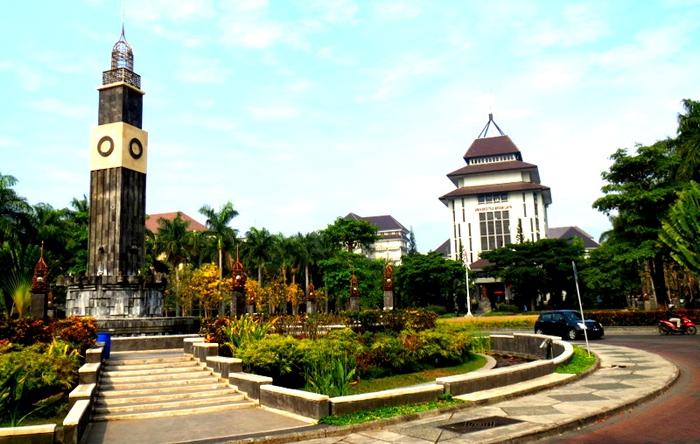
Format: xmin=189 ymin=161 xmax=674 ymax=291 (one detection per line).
xmin=222 ymin=315 xmax=275 ymax=356
xmin=495 ymin=303 xmax=520 ymax=313
xmin=304 ymin=352 xmax=356 ymax=397
xmin=584 ymin=309 xmax=700 ymax=326
xmin=0 ymin=340 xmax=79 ymax=426
xmin=236 ymin=334 xmax=307 ymax=388
xmin=425 ymin=305 xmax=448 ymax=316
xmin=0 ymin=319 xmax=52 ymax=345
xmin=52 ymin=317 xmax=97 ymax=355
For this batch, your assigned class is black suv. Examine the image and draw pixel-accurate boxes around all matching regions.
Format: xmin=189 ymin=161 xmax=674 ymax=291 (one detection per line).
xmin=534 ymin=310 xmax=604 ymax=340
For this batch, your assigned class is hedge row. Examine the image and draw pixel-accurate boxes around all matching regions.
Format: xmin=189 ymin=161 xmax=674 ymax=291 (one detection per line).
xmin=585 ymin=309 xmax=700 ymax=326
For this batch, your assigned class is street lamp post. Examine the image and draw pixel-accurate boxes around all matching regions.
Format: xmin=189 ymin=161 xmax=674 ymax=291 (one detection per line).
xmin=463 ymin=250 xmax=473 ymax=317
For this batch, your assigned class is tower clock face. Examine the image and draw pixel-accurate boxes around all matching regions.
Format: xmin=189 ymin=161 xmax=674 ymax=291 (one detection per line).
xmin=129 ymin=138 xmax=143 ymax=159
xmin=97 ymin=136 xmax=114 ymax=157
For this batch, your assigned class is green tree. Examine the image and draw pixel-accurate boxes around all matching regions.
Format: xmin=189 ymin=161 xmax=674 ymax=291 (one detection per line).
xmin=394 ymin=252 xmax=464 ymax=309
xmin=593 ymin=141 xmax=681 ymax=305
xmin=243 ymin=227 xmax=276 ymax=285
xmin=481 ymin=239 xmax=585 ymax=310
xmin=674 ymin=99 xmax=700 ymax=182
xmin=659 ymin=181 xmax=700 ymax=278
xmin=319 ymin=251 xmax=383 ymax=310
xmin=407 ymin=227 xmax=418 ymax=255
xmin=322 ymin=217 xmax=378 ymax=253
xmin=199 ymin=202 xmax=239 ymax=279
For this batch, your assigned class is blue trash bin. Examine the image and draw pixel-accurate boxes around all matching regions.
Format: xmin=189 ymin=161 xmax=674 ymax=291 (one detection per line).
xmin=96 ymin=332 xmax=111 ymax=359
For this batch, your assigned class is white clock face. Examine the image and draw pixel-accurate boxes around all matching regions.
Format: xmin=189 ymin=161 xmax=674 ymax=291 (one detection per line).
xmin=97 ymin=136 xmax=114 ymax=157
xmin=129 ymin=137 xmax=143 ymax=159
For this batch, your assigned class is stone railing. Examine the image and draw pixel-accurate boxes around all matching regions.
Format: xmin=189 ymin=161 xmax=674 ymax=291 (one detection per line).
xmin=180 ymin=332 xmax=575 ymax=421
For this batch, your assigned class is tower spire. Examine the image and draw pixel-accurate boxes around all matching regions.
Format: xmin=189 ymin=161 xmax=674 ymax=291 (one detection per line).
xmin=477 ymin=113 xmax=505 ymax=138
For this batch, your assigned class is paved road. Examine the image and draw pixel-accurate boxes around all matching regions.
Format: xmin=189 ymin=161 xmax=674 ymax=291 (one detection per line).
xmin=538 ymin=334 xmax=700 ymax=444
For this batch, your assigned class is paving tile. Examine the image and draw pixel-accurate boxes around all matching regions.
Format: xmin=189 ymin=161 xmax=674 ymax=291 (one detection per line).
xmin=500 ymin=405 xmax=562 ymax=416
xmin=549 ymin=393 xmax=607 ymax=402
xmin=584 ymin=382 xmax=635 ymax=390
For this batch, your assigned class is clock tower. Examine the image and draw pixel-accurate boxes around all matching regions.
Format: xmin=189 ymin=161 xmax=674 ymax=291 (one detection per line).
xmin=66 ymin=28 xmax=162 ymax=318
xmin=88 ymin=28 xmax=148 ymax=278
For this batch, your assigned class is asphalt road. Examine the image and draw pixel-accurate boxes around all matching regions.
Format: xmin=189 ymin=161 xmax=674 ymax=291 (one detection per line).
xmin=537 ymin=333 xmax=700 ymax=444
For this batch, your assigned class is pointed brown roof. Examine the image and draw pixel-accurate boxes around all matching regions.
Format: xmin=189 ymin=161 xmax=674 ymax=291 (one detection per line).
xmin=464 ymin=135 xmax=520 ymax=159
xmin=146 ymin=212 xmax=207 ymax=233
xmin=345 ymin=213 xmax=408 ymax=233
xmin=440 ymin=182 xmax=550 ymax=202
xmin=448 ymin=160 xmax=537 ymax=178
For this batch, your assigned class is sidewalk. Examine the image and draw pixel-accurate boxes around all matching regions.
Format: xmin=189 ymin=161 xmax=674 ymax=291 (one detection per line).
xmin=237 ymin=343 xmax=677 ymax=444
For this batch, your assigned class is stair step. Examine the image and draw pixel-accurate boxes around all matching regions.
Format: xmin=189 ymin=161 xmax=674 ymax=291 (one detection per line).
xmin=99 ymin=382 xmax=230 ymax=398
xmin=100 ymin=375 xmax=219 ymax=390
xmin=95 ymin=393 xmax=246 ymax=414
xmin=102 ymin=370 xmax=211 ymax=384
xmin=97 ymin=387 xmax=239 ymax=405
xmin=106 ymin=355 xmax=190 ymax=366
xmin=104 ymin=360 xmax=197 ymax=372
xmin=92 ymin=400 xmax=257 ymax=421
xmin=102 ymin=365 xmax=199 ymax=378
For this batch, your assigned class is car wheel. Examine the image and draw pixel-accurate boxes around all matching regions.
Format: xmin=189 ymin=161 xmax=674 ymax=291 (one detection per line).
xmin=567 ymin=329 xmax=577 ymax=341
xmin=535 ymin=328 xmax=544 ymax=335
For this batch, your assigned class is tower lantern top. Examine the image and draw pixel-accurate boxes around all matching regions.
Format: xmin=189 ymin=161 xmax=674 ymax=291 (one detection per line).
xmin=111 ymin=26 xmax=134 ymax=71
xmin=102 ymin=26 xmax=141 ymax=89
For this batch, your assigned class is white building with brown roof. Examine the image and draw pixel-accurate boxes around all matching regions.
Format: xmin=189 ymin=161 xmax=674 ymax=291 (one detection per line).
xmin=440 ymin=115 xmax=551 ymax=264
xmin=346 ymin=213 xmax=409 ymax=264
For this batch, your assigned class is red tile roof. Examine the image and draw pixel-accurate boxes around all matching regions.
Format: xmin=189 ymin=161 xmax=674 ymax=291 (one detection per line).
xmin=447 ymin=160 xmax=538 ymax=178
xmin=440 ymin=182 xmax=550 ymax=201
xmin=146 ymin=212 xmax=207 ymax=233
xmin=464 ymin=135 xmax=520 ymax=159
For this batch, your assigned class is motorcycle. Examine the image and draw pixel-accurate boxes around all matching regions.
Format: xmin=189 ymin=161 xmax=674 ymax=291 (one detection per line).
xmin=658 ymin=315 xmax=697 ymax=335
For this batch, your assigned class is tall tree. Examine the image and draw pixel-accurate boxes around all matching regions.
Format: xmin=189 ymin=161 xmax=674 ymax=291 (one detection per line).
xmin=394 ymin=252 xmax=464 ymax=309
xmin=659 ymin=181 xmax=700 ymax=279
xmin=407 ymin=227 xmax=418 ymax=255
xmin=243 ymin=227 xmax=276 ymax=285
xmin=593 ymin=141 xmax=681 ymax=305
xmin=322 ymin=217 xmax=378 ymax=253
xmin=199 ymin=202 xmax=239 ymax=279
xmin=481 ymin=239 xmax=585 ymax=310
xmin=154 ymin=213 xmax=192 ymax=268
xmin=674 ymin=99 xmax=700 ymax=182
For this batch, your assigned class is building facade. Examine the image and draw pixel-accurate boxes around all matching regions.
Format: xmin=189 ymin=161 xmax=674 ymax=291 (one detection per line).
xmin=346 ymin=213 xmax=409 ymax=264
xmin=440 ymin=115 xmax=551 ymax=265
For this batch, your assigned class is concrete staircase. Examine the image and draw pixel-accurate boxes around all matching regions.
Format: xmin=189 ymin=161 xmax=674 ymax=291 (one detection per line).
xmin=93 ymin=350 xmax=256 ymax=421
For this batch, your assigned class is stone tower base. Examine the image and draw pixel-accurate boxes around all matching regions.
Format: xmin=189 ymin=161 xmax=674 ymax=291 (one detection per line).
xmin=66 ymin=277 xmax=163 ymax=318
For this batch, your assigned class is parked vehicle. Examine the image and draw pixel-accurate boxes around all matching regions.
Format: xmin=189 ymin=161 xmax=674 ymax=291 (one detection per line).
xmin=658 ymin=315 xmax=697 ymax=335
xmin=534 ymin=310 xmax=604 ymax=340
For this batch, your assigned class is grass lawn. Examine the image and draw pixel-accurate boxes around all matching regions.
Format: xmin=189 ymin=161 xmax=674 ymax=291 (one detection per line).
xmin=439 ymin=314 xmax=538 ymax=330
xmin=348 ymin=354 xmax=486 ymax=395
xmin=319 ymin=395 xmax=463 ymax=426
xmin=555 ymin=345 xmax=597 ymax=374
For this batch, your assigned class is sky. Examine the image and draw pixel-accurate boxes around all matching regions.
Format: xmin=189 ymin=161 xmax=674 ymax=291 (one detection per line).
xmin=1 ymin=0 xmax=699 ymax=253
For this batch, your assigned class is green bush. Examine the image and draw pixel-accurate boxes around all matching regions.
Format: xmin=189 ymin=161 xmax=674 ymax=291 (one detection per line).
xmin=585 ymin=309 xmax=700 ymax=326
xmin=0 ymin=318 xmax=96 ymax=356
xmin=495 ymin=304 xmax=520 ymax=313
xmin=236 ymin=334 xmax=307 ymax=388
xmin=0 ymin=340 xmax=79 ymax=426
xmin=425 ymin=305 xmax=448 ymax=316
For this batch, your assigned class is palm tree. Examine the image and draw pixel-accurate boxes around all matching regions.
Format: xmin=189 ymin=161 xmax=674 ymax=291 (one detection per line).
xmin=199 ymin=202 xmax=239 ymax=279
xmin=243 ymin=227 xmax=276 ymax=285
xmin=155 ymin=213 xmax=192 ymax=268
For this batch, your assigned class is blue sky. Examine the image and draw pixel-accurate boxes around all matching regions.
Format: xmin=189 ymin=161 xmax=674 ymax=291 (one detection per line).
xmin=2 ymin=0 xmax=699 ymax=252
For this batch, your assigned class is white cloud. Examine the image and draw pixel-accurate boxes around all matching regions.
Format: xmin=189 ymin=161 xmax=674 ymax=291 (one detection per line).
xmin=306 ymin=0 xmax=359 ymax=24
xmin=288 ymin=80 xmax=313 ymax=93
xmin=0 ymin=60 xmax=44 ymax=92
xmin=374 ymin=1 xmax=422 ymax=20
xmin=219 ymin=21 xmax=284 ymax=49
xmin=177 ymin=56 xmax=231 ymax=84
xmin=357 ymin=55 xmax=443 ymax=102
xmin=28 ymin=98 xmax=91 ymax=120
xmin=126 ymin=0 xmax=215 ymax=22
xmin=317 ymin=47 xmax=355 ymax=65
xmin=249 ymin=104 xmax=300 ymax=120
